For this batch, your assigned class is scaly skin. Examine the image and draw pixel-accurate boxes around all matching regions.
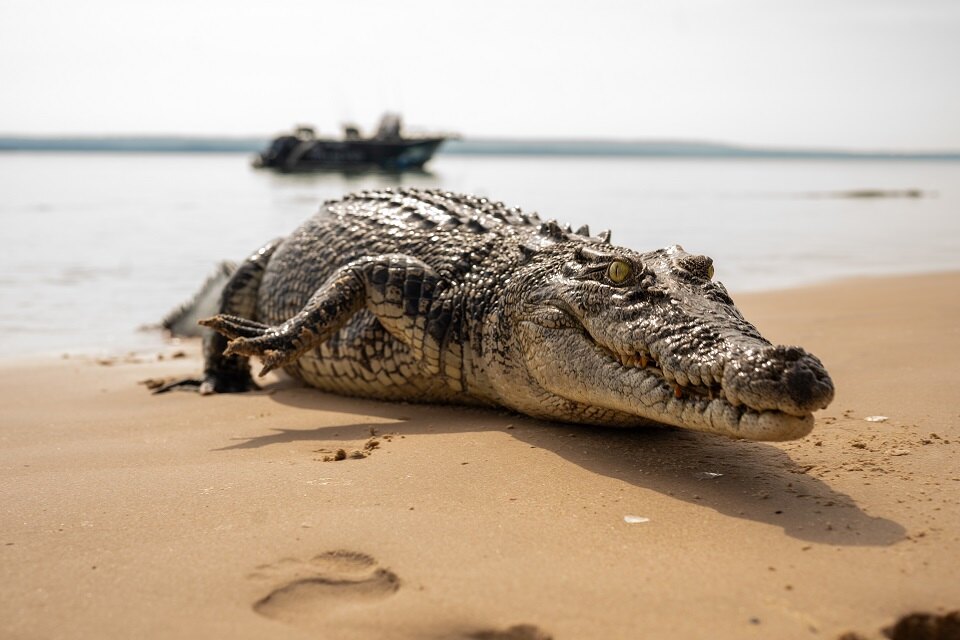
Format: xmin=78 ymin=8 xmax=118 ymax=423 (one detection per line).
xmin=182 ymin=188 xmax=834 ymax=441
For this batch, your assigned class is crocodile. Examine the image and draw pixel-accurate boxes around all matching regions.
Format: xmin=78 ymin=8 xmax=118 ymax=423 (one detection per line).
xmin=162 ymin=187 xmax=834 ymax=441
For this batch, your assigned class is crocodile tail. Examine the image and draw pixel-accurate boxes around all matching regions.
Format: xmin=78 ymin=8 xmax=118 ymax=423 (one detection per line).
xmin=161 ymin=261 xmax=238 ymax=337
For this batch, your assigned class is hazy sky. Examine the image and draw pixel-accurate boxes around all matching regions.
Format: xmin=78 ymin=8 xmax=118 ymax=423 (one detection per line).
xmin=1 ymin=0 xmax=958 ymax=149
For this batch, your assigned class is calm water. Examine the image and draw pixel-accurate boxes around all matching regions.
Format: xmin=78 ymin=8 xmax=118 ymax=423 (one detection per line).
xmin=2 ymin=152 xmax=959 ymax=357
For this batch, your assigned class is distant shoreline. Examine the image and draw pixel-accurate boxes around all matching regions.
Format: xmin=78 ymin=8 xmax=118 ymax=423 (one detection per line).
xmin=1 ymin=136 xmax=958 ymax=161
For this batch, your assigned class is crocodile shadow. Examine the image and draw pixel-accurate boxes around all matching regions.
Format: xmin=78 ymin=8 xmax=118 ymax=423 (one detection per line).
xmin=218 ymin=383 xmax=906 ymax=547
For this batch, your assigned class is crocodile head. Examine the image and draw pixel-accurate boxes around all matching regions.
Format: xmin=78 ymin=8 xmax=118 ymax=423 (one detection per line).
xmin=490 ymin=243 xmax=834 ymax=441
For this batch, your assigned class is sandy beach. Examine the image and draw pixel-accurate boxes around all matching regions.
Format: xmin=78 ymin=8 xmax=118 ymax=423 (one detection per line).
xmin=2 ymin=271 xmax=958 ymax=640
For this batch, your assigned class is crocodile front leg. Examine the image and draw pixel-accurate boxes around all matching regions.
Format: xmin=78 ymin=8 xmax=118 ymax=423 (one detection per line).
xmin=202 ymin=254 xmax=448 ymax=379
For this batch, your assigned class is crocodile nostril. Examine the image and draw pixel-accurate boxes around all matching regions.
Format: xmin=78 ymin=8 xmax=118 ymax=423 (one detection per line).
xmin=677 ymin=255 xmax=714 ymax=280
xmin=760 ymin=345 xmax=806 ymax=362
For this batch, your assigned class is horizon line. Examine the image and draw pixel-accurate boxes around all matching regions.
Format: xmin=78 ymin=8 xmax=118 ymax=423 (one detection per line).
xmin=0 ymin=134 xmax=958 ymax=160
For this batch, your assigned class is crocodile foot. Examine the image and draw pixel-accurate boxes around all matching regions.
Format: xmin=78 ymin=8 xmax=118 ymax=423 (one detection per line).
xmin=200 ymin=314 xmax=310 ymax=377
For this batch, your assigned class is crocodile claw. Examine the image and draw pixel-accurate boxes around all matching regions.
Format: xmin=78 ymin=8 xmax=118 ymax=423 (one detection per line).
xmin=198 ymin=314 xmax=271 ymax=340
xmin=223 ymin=339 xmax=292 ymax=377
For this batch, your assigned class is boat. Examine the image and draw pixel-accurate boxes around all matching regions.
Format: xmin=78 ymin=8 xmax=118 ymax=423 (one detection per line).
xmin=253 ymin=114 xmax=452 ymax=172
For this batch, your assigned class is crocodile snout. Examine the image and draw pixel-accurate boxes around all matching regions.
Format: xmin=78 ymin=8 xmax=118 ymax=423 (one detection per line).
xmin=722 ymin=344 xmax=835 ymax=416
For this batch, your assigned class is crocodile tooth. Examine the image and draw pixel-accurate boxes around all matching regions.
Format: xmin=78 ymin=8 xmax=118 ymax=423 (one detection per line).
xmin=701 ymin=366 xmax=715 ymax=387
xmin=727 ymin=389 xmax=741 ymax=407
xmin=673 ymin=384 xmax=683 ymax=399
xmin=710 ymin=362 xmax=723 ymax=384
xmin=639 ymin=353 xmax=649 ymax=369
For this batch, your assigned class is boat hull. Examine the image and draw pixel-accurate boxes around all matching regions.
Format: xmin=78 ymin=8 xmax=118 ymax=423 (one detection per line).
xmin=254 ymin=137 xmax=446 ymax=172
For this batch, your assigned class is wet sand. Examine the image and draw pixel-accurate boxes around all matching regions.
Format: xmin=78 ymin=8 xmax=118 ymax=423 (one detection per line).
xmin=2 ymin=272 xmax=958 ymax=639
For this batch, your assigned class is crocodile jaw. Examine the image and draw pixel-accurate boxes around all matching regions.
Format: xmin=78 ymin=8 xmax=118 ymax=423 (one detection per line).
xmin=517 ymin=324 xmax=818 ymax=441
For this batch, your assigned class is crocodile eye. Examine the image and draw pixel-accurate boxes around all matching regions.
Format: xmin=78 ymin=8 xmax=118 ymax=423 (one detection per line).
xmin=706 ymin=263 xmax=714 ymax=280
xmin=607 ymin=260 xmax=632 ymax=284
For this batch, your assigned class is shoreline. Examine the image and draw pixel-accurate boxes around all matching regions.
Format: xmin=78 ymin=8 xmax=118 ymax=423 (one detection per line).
xmin=2 ymin=270 xmax=959 ymax=639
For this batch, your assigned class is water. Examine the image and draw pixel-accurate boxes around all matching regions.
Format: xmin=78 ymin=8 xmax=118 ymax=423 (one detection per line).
xmin=2 ymin=152 xmax=959 ymax=357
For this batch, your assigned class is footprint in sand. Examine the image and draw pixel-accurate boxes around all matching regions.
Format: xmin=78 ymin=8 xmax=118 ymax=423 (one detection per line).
xmin=250 ymin=550 xmax=400 ymax=625
xmin=249 ymin=551 xmax=552 ymax=640
xmin=466 ymin=624 xmax=553 ymax=640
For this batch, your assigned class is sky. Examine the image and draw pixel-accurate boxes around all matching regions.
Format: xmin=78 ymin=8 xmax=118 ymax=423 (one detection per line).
xmin=1 ymin=0 xmax=958 ymax=150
